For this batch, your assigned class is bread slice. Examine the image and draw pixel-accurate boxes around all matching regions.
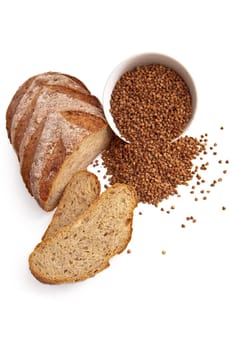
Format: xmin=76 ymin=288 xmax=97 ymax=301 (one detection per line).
xmin=29 ymin=184 xmax=138 ymax=284
xmin=42 ymin=170 xmax=100 ymax=240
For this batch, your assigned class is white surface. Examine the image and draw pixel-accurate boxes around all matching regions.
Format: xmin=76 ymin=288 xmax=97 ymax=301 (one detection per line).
xmin=0 ymin=1 xmax=233 ymax=349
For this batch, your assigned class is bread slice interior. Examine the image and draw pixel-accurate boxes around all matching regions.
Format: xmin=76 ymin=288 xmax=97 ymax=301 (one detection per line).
xmin=29 ymin=184 xmax=137 ymax=284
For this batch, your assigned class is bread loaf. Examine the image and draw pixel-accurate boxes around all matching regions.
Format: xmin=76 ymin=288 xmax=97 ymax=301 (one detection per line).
xmin=42 ymin=170 xmax=100 ymax=240
xmin=29 ymin=183 xmax=138 ymax=284
xmin=6 ymin=72 xmax=112 ymax=210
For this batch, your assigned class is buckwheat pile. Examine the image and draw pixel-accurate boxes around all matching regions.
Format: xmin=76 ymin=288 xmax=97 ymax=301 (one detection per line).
xmin=102 ymin=64 xmax=205 ymax=206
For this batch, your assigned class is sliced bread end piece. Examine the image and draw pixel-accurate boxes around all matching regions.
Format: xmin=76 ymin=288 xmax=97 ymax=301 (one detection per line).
xmin=29 ymin=183 xmax=138 ymax=284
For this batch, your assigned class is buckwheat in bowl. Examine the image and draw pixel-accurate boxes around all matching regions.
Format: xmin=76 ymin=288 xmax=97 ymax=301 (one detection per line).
xmin=103 ymin=52 xmax=197 ymax=143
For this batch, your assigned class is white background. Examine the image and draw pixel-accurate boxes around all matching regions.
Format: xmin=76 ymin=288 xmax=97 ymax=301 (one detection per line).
xmin=0 ymin=1 xmax=233 ymax=349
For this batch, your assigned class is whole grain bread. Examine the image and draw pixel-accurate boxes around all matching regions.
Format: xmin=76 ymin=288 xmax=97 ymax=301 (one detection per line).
xmin=6 ymin=72 xmax=112 ymax=210
xmin=29 ymin=183 xmax=138 ymax=284
xmin=42 ymin=170 xmax=100 ymax=240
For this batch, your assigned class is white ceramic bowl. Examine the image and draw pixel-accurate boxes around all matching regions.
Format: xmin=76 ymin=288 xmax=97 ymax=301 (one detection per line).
xmin=103 ymin=52 xmax=197 ymax=142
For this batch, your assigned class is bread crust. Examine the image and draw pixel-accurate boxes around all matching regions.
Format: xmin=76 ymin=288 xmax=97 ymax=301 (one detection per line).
xmin=6 ymin=72 xmax=90 ymax=141
xmin=6 ymin=76 xmax=35 ymax=141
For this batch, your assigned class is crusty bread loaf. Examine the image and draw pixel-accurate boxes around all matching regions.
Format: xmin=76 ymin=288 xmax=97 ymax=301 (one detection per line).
xmin=42 ymin=170 xmax=100 ymax=240
xmin=29 ymin=184 xmax=138 ymax=284
xmin=6 ymin=72 xmax=112 ymax=211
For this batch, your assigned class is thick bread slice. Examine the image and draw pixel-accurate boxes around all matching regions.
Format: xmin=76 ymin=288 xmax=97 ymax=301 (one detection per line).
xmin=29 ymin=184 xmax=138 ymax=284
xmin=42 ymin=170 xmax=100 ymax=240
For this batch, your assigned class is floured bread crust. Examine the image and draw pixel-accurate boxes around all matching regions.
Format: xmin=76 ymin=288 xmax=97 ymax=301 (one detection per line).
xmin=6 ymin=72 xmax=112 ymax=210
